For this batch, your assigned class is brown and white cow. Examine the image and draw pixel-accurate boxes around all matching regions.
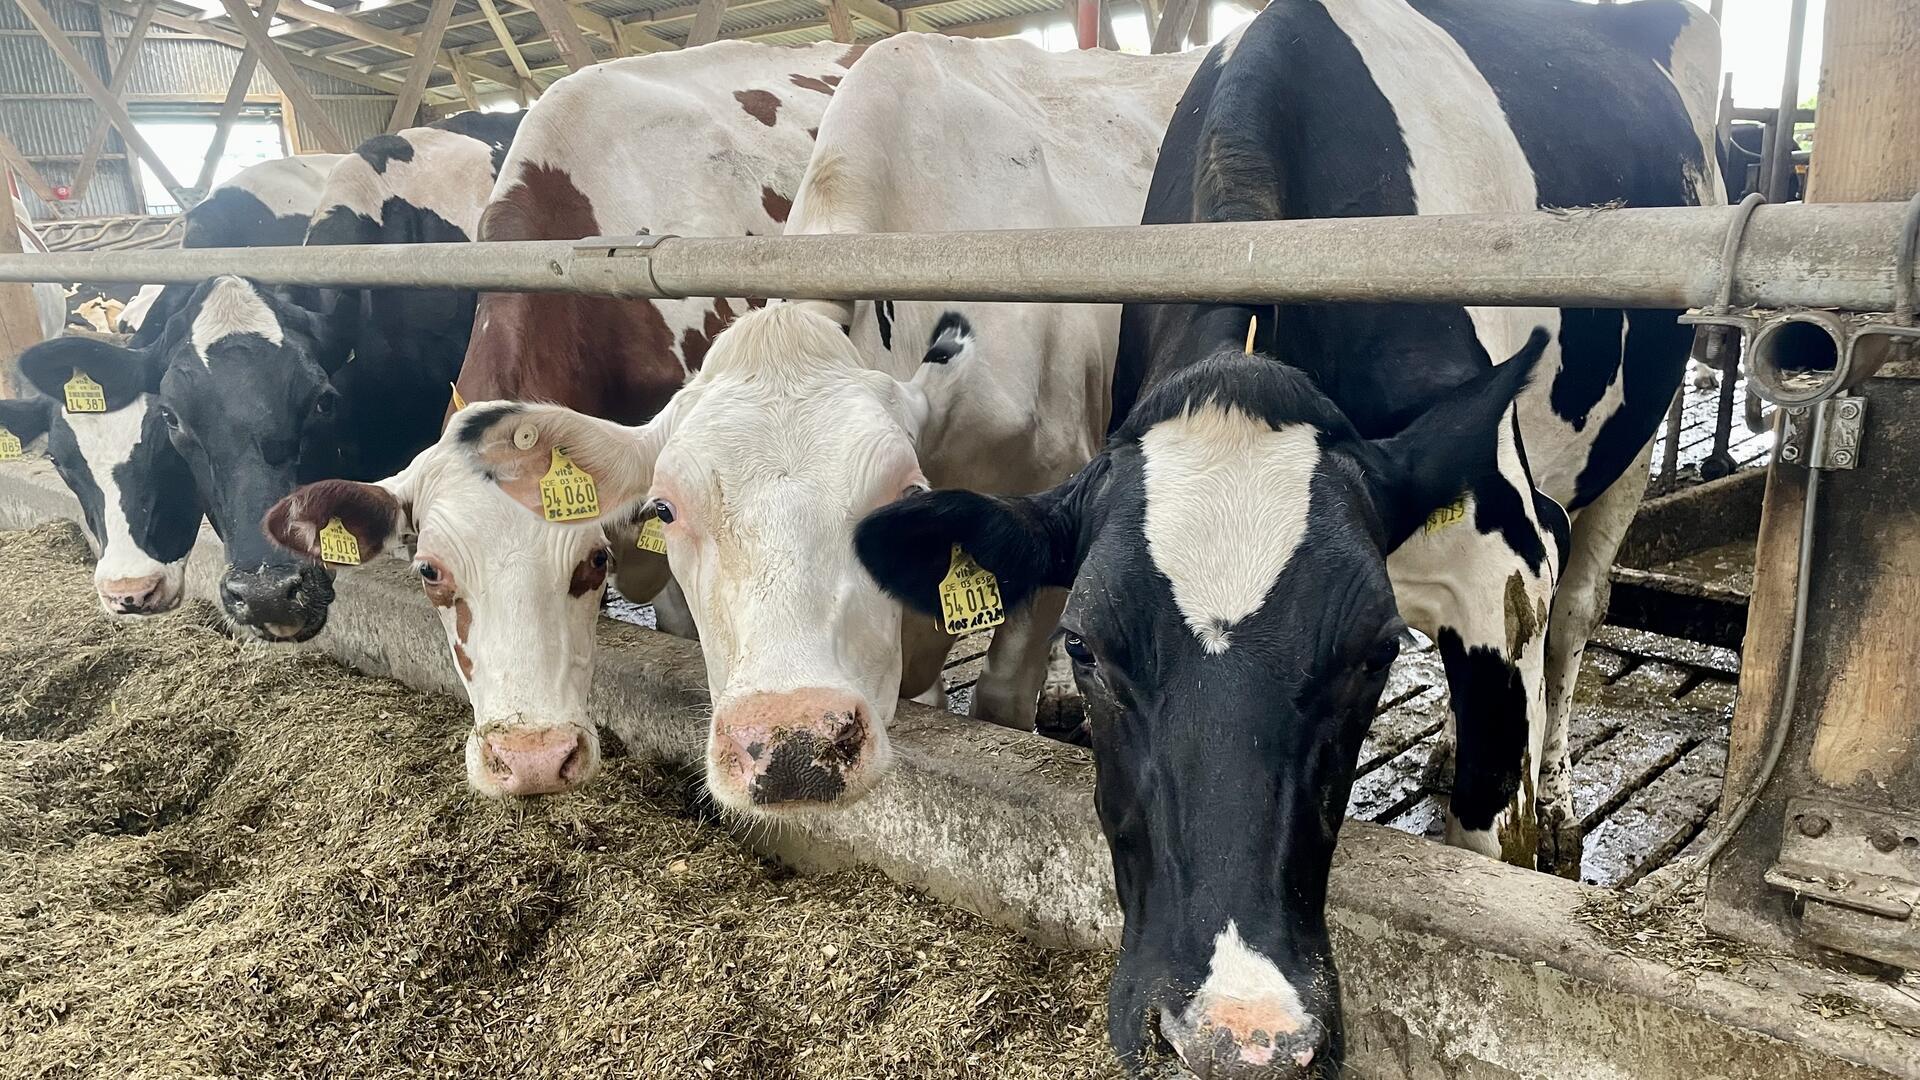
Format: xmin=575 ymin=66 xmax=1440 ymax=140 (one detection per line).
xmin=276 ymin=36 xmax=1201 ymax=806
xmin=268 ymin=42 xmax=852 ymax=797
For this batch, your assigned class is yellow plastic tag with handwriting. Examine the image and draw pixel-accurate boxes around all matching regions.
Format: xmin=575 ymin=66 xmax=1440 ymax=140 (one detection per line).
xmin=539 ymin=447 xmax=600 ymax=522
xmin=317 ymin=517 xmax=362 ymax=565
xmin=635 ymin=516 xmax=667 ymax=554
xmin=938 ymin=544 xmax=1006 ymax=636
xmin=0 ymin=426 xmax=19 ymax=461
xmin=1424 ymin=496 xmax=1468 ymax=535
xmin=64 ymin=372 xmax=105 ymax=413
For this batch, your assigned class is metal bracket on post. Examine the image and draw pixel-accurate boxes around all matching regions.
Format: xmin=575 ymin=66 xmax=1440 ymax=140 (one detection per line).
xmin=1778 ymin=395 xmax=1866 ymax=469
xmin=1766 ymin=796 xmax=1920 ymax=968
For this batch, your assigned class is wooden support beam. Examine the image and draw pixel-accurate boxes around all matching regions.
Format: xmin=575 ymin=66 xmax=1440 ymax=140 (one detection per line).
xmin=826 ymin=0 xmax=853 ymax=41
xmin=843 ymin=0 xmax=930 ymax=32
xmin=474 ymin=0 xmax=539 ymax=93
xmin=255 ymin=0 xmax=518 ymax=97
xmin=97 ymin=0 xmax=416 ymax=97
xmin=14 ymin=0 xmax=190 ymax=205
xmin=197 ymin=0 xmax=277 ymax=198
xmin=686 ymin=0 xmax=728 ymax=46
xmin=218 ymin=0 xmax=350 ymax=153
xmin=1188 ymin=0 xmax=1209 ymax=44
xmin=0 ymin=132 xmax=61 ymax=209
xmin=1098 ymin=0 xmax=1119 ymax=49
xmin=72 ymin=0 xmax=158 ymax=201
xmin=0 ymin=189 xmax=42 ymax=394
xmin=519 ymin=0 xmax=596 ymax=70
xmin=387 ymin=0 xmax=456 ymax=130
xmin=449 ymin=58 xmax=481 ymax=110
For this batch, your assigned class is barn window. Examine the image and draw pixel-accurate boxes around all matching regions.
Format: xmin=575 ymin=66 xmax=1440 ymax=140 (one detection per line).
xmin=130 ymin=105 xmax=290 ymax=216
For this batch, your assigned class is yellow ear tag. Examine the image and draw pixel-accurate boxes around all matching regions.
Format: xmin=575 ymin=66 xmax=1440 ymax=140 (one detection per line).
xmin=635 ymin=515 xmax=667 ymax=554
xmin=0 ymin=426 xmax=20 ymax=461
xmin=539 ymin=446 xmax=600 ymax=522
xmin=1424 ymin=495 xmax=1469 ymax=535
xmin=317 ymin=517 xmax=362 ymax=565
xmin=938 ymin=544 xmax=1006 ymax=636
xmin=449 ymin=383 xmax=467 ymax=411
xmin=64 ymin=372 xmax=106 ymax=413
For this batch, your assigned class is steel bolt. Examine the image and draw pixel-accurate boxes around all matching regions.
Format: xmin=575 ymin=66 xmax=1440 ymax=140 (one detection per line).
xmin=1798 ymin=814 xmax=1831 ymax=838
xmin=1871 ymin=828 xmax=1901 ymax=854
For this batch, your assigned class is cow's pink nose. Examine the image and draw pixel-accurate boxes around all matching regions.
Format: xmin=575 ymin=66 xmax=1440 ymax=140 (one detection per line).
xmin=99 ymin=575 xmax=169 ymax=615
xmin=481 ymin=727 xmax=590 ymax=796
xmin=710 ymin=688 xmax=877 ymax=808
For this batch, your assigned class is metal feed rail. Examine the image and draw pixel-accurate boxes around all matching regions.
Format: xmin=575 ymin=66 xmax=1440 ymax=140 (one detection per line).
xmin=0 ymin=202 xmax=1910 ymax=312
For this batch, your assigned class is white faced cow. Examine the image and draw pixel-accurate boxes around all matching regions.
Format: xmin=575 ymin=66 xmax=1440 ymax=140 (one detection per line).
xmin=266 ymin=42 xmax=852 ymax=797
xmin=0 ymin=156 xmax=342 ymax=618
xmin=857 ymin=1 xmax=1722 ymax=1075
xmin=376 ymin=39 xmax=1193 ymax=808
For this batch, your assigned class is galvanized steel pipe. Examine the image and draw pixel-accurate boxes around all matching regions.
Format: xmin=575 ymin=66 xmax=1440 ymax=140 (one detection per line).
xmin=0 ymin=202 xmax=1911 ymax=312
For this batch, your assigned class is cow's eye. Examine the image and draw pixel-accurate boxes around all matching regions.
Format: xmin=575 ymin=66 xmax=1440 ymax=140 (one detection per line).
xmin=589 ymin=548 xmax=611 ymax=571
xmin=158 ymin=404 xmax=181 ymax=431
xmin=415 ymin=562 xmax=441 ymax=585
xmin=311 ymin=391 xmax=337 ymax=419
xmin=1364 ymin=634 xmax=1401 ymax=675
xmin=650 ymin=499 xmax=675 ymax=525
xmin=1063 ymin=633 xmax=1096 ymax=667
xmin=901 ymin=483 xmax=930 ymax=500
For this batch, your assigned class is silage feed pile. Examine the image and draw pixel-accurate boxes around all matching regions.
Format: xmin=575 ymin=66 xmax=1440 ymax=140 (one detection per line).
xmin=0 ymin=522 xmax=1119 ymax=1079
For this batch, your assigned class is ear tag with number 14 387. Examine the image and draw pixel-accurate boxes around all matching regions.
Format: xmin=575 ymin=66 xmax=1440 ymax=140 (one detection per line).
xmin=64 ymin=372 xmax=105 ymax=413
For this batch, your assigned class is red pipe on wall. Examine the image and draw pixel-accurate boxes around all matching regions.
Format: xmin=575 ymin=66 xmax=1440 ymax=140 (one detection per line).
xmin=1077 ymin=0 xmax=1098 ymax=48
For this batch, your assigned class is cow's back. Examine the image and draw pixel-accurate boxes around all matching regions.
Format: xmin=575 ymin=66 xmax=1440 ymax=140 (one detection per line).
xmin=460 ymin=42 xmax=852 ymax=422
xmin=788 ymin=35 xmax=1201 ymax=488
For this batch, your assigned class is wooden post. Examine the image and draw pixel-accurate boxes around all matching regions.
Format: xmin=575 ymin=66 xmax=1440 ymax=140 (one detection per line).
xmin=687 ymin=0 xmax=728 ymax=46
xmin=449 ymin=60 xmax=481 ymax=111
xmin=521 ymin=0 xmax=595 ymax=71
xmin=1188 ymin=0 xmax=1209 ymax=46
xmin=15 ymin=0 xmax=190 ymax=205
xmin=1703 ymin=0 xmax=1920 ymax=967
xmin=72 ymin=0 xmax=158 ymax=201
xmin=217 ymin=0 xmax=351 ymax=154
xmin=388 ymin=0 xmax=458 ymax=131
xmin=198 ymin=0 xmax=278 ymax=199
xmin=0 ymin=185 xmax=44 ymax=395
xmin=474 ymin=0 xmax=538 ymax=99
xmin=0 ymin=132 xmax=63 ymax=209
xmin=826 ymin=0 xmax=854 ymax=43
xmin=1149 ymin=0 xmax=1197 ymax=52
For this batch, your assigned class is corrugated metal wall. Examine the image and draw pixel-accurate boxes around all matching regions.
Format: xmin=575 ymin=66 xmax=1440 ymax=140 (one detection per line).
xmin=0 ymin=0 xmax=393 ymax=220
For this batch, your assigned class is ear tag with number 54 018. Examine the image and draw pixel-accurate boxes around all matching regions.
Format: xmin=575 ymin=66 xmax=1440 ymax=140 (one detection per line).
xmin=64 ymin=372 xmax=106 ymax=413
xmin=634 ymin=515 xmax=667 ymax=554
xmin=938 ymin=544 xmax=1006 ymax=635
xmin=317 ymin=517 xmax=362 ymax=565
xmin=540 ymin=447 xmax=600 ymax=522
xmin=0 ymin=426 xmax=20 ymax=461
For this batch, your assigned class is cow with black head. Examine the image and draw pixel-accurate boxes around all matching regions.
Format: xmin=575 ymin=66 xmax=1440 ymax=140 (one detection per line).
xmin=0 ymin=333 xmax=200 ymax=617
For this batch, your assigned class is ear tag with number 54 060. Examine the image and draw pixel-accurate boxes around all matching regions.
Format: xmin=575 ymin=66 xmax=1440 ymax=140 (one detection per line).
xmin=938 ymin=544 xmax=1006 ymax=635
xmin=540 ymin=447 xmax=600 ymax=522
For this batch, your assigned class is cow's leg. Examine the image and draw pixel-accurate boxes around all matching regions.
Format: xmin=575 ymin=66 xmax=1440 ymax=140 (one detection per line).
xmin=1539 ymin=440 xmax=1652 ymax=876
xmin=971 ymin=586 xmax=1068 ymax=731
xmin=650 ymin=578 xmax=698 ymax=640
xmin=1388 ymin=442 xmax=1557 ymax=867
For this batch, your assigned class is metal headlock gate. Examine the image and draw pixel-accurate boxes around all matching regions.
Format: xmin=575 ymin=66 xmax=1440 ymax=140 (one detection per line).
xmin=0 ymin=202 xmax=1910 ymax=314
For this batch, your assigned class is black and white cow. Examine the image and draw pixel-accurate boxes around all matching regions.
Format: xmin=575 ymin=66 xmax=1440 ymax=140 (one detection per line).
xmin=856 ymin=1 xmax=1720 ymax=1075
xmin=21 ymin=115 xmax=516 ymax=643
xmin=0 ymin=157 xmax=342 ymax=617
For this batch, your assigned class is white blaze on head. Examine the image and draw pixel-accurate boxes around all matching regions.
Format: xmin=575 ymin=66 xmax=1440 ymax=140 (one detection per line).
xmin=66 ymin=395 xmax=185 ymax=615
xmin=1140 ymin=404 xmax=1318 ymax=654
xmin=190 ymin=277 xmax=283 ymax=364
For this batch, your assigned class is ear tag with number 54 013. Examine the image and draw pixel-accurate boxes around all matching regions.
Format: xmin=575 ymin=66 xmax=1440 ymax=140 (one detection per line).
xmin=938 ymin=544 xmax=1006 ymax=635
xmin=540 ymin=447 xmax=600 ymax=522
xmin=317 ymin=517 xmax=362 ymax=565
xmin=635 ymin=515 xmax=667 ymax=554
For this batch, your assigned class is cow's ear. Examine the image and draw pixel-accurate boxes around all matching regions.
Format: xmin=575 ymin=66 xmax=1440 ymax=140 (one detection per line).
xmin=855 ymin=463 xmax=1098 ymax=618
xmin=452 ymin=401 xmax=668 ymax=522
xmin=18 ymin=334 xmax=162 ymax=405
xmin=1363 ymin=327 xmax=1549 ymax=549
xmin=0 ymin=396 xmax=54 ymax=444
xmin=265 ymin=473 xmax=416 ymax=569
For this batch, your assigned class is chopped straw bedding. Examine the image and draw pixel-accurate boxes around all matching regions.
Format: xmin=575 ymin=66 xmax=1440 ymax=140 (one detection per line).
xmin=0 ymin=522 xmax=1119 ymax=1079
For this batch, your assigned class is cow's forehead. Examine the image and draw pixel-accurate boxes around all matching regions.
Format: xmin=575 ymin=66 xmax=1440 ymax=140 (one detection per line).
xmin=188 ymin=277 xmax=285 ymax=365
xmin=662 ymin=371 xmax=915 ymax=492
xmin=1135 ymin=404 xmax=1320 ymax=655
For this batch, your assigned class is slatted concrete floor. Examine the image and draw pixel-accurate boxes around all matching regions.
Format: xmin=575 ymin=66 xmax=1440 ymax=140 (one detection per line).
xmin=938 ymin=625 xmax=1738 ymax=889
xmin=1646 ymin=372 xmax=1777 ymax=479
